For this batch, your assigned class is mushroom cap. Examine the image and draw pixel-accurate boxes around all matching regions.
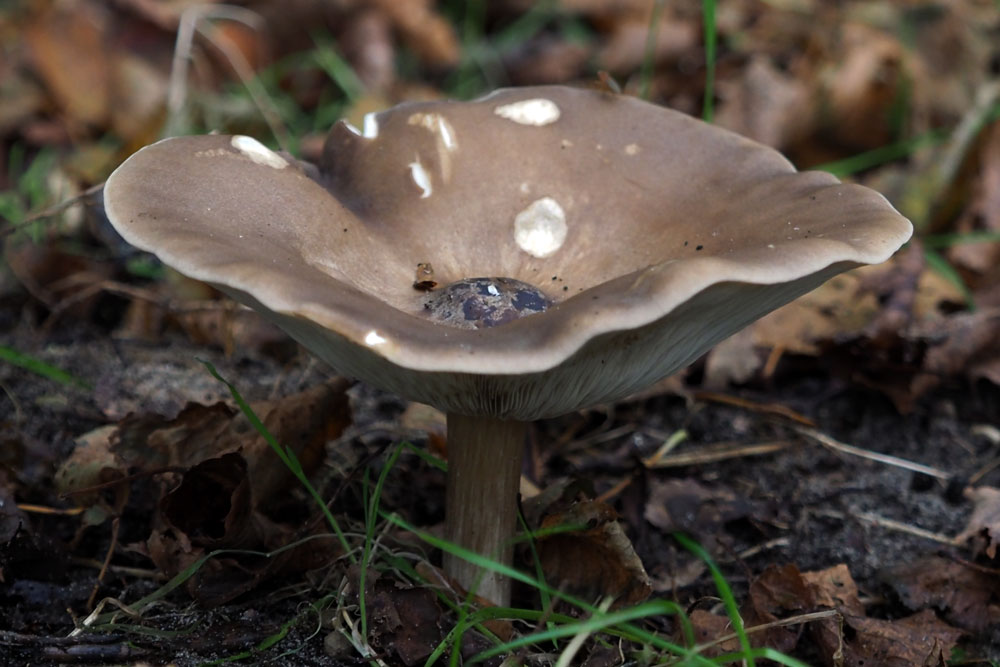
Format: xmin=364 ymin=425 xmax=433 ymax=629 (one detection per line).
xmin=104 ymin=86 xmax=911 ymax=420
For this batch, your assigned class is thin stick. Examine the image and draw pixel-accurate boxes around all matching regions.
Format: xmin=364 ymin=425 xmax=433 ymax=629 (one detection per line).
xmin=854 ymin=511 xmax=962 ymax=547
xmin=796 ymin=426 xmax=951 ymax=480
xmin=695 ymin=609 xmax=841 ymax=655
xmin=645 ymin=440 xmax=796 ymax=468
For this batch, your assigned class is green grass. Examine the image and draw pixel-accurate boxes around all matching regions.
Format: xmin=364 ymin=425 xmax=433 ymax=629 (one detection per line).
xmin=0 ymin=345 xmax=91 ymax=390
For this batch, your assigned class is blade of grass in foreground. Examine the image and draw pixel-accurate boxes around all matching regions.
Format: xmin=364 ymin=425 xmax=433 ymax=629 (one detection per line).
xmin=0 ymin=345 xmax=91 ymax=390
xmin=674 ymin=532 xmax=755 ymax=666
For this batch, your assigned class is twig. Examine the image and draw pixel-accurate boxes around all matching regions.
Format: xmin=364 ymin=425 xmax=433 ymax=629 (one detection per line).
xmin=812 ymin=509 xmax=961 ymax=547
xmin=693 ymin=391 xmax=816 ymax=426
xmin=694 ymin=609 xmax=841 ymax=657
xmin=854 ymin=511 xmax=962 ymax=547
xmin=795 ymin=426 xmax=951 ymax=480
xmin=737 ymin=537 xmax=790 ymax=560
xmin=87 ymin=518 xmax=121 ymax=609
xmin=644 ymin=440 xmax=796 ymax=468
xmin=0 ymin=183 xmax=104 ymax=240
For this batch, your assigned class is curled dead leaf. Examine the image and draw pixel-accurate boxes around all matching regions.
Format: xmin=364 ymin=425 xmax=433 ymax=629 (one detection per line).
xmin=536 ymin=499 xmax=651 ymax=607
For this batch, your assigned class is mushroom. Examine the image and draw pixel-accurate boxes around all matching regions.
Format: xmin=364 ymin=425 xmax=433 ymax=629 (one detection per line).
xmin=103 ymin=86 xmax=912 ymax=605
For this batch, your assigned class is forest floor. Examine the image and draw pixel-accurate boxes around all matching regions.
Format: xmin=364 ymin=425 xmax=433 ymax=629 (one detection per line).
xmin=1 ymin=1 xmax=999 ymax=664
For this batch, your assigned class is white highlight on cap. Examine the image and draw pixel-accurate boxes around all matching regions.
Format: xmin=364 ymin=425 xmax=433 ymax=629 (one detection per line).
xmin=494 ymin=98 xmax=561 ymax=126
xmin=514 ymin=197 xmax=568 ymax=258
xmin=407 ymin=112 xmax=459 ymax=182
xmin=343 ymin=121 xmax=361 ymax=136
xmin=362 ymin=112 xmax=380 ymax=138
xmin=408 ymin=113 xmax=458 ymax=151
xmin=231 ymin=136 xmax=287 ymax=169
xmin=409 ymin=158 xmax=432 ymax=198
xmin=364 ymin=330 xmax=387 ymax=346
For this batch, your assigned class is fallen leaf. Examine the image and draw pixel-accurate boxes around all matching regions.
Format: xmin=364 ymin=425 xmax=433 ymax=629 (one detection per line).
xmin=25 ymin=4 xmax=111 ymax=128
xmin=715 ymin=56 xmax=814 ymax=151
xmin=882 ymin=556 xmax=1000 ymax=632
xmin=841 ymin=609 xmax=963 ymax=667
xmin=687 ymin=609 xmax=740 ymax=656
xmin=703 ymin=328 xmax=762 ymax=389
xmin=111 ymin=379 xmax=352 ymax=509
xmin=361 ymin=568 xmax=445 ymax=666
xmin=826 ymin=23 xmax=908 ymax=152
xmin=644 ymin=478 xmax=763 ymax=550
xmin=399 ymin=402 xmax=447 ymax=457
xmin=537 ymin=500 xmax=651 ymax=607
xmin=368 ymin=0 xmax=459 ymax=68
xmin=53 ymin=424 xmax=128 ymax=526
xmin=956 ymin=485 xmax=1000 ymax=559
xmin=159 ymin=452 xmax=256 ymax=549
xmin=339 ymin=9 xmax=396 ymax=94
xmin=742 ymin=564 xmax=813 ymax=653
xmin=801 ymin=563 xmax=864 ymax=615
xmin=597 ymin=14 xmax=696 ymax=75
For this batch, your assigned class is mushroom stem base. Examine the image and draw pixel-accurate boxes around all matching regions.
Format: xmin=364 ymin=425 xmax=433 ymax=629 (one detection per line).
xmin=444 ymin=413 xmax=527 ymax=606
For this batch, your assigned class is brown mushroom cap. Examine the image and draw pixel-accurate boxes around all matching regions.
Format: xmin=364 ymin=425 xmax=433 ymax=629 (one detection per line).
xmin=104 ymin=85 xmax=911 ymax=420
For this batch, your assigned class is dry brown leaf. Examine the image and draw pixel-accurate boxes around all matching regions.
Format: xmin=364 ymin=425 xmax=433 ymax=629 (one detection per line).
xmin=25 ymin=4 xmax=111 ymax=128
xmin=715 ymin=56 xmax=815 ymax=151
xmin=742 ymin=564 xmax=813 ymax=653
xmin=504 ymin=37 xmax=590 ymax=87
xmin=882 ymin=556 xmax=1000 ymax=632
xmin=368 ymin=0 xmax=459 ymax=68
xmin=948 ymin=120 xmax=1000 ymax=293
xmin=801 ymin=563 xmax=864 ymax=615
xmin=597 ymin=15 xmax=696 ymax=75
xmin=911 ymin=308 xmax=1000 ymax=399
xmin=956 ymin=485 xmax=1000 ymax=559
xmin=361 ymin=568 xmax=446 ymax=666
xmin=841 ymin=609 xmax=963 ymax=667
xmin=4 ymin=242 xmax=114 ymax=319
xmin=340 ymin=9 xmax=396 ymax=94
xmin=121 ymin=379 xmax=352 ymax=508
xmin=644 ymin=478 xmax=762 ymax=550
xmin=751 ymin=261 xmax=962 ymax=357
xmin=159 ymin=452 xmax=257 ymax=549
xmin=703 ymin=328 xmax=762 ymax=389
xmin=825 ymin=23 xmax=908 ymax=151
xmin=537 ymin=499 xmax=651 ymax=607
xmin=688 ymin=609 xmax=740 ymax=656
xmin=399 ymin=402 xmax=447 ymax=456
xmin=110 ymin=55 xmax=169 ymax=151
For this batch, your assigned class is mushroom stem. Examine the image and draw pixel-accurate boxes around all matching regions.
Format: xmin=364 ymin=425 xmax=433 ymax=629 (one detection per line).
xmin=445 ymin=413 xmax=527 ymax=606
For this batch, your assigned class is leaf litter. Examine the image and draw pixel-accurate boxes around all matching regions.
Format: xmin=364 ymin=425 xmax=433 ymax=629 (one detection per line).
xmin=1 ymin=0 xmax=1000 ymax=664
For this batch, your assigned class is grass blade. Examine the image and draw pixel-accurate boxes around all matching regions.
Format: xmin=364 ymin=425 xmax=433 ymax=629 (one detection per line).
xmin=0 ymin=345 xmax=90 ymax=390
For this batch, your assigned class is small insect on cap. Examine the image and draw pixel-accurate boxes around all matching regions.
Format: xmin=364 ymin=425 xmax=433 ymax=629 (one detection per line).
xmin=104 ymin=86 xmax=912 ymax=420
